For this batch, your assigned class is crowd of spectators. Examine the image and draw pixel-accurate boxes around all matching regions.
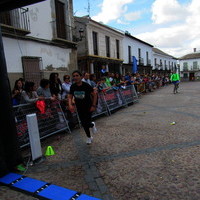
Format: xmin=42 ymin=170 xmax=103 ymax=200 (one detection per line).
xmin=11 ymin=68 xmax=171 ymax=106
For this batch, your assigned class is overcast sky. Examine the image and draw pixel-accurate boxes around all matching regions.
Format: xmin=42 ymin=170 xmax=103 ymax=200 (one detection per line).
xmin=73 ymin=0 xmax=200 ymax=58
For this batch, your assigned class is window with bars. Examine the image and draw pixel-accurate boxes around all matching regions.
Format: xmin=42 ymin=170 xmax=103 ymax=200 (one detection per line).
xmin=92 ymin=31 xmax=98 ymax=55
xmin=22 ymin=57 xmax=43 ymax=88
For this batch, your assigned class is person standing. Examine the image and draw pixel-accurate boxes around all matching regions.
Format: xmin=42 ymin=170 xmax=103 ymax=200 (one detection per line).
xmin=82 ymin=72 xmax=92 ymax=86
xmin=68 ymin=70 xmax=97 ymax=144
xmin=11 ymin=79 xmax=24 ymax=105
xmin=49 ymin=72 xmax=62 ymax=99
xmin=61 ymin=75 xmax=72 ymax=99
xmin=170 ymin=71 xmax=180 ymax=94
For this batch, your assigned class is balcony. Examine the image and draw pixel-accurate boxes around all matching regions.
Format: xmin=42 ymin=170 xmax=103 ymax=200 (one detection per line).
xmin=147 ymin=59 xmax=151 ymax=66
xmin=139 ymin=57 xmax=144 ymax=66
xmin=0 ymin=8 xmax=30 ymax=35
xmin=183 ymin=67 xmax=188 ymax=71
xmin=192 ymin=67 xmax=199 ymax=71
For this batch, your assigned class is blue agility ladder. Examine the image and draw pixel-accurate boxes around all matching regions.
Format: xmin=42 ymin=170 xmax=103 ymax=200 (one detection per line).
xmin=0 ymin=173 xmax=101 ymax=200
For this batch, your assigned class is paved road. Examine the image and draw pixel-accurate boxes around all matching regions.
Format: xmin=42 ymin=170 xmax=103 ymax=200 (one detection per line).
xmin=1 ymin=82 xmax=200 ymax=200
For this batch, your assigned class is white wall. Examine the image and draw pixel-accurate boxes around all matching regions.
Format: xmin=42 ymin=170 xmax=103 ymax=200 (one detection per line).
xmin=123 ymin=36 xmax=153 ymax=65
xmin=3 ymin=37 xmax=71 ymax=73
xmin=153 ymin=53 xmax=177 ymax=70
xmin=87 ymin=23 xmax=123 ymax=59
xmin=26 ymin=0 xmax=53 ymax=40
xmin=179 ymin=59 xmax=200 ymax=71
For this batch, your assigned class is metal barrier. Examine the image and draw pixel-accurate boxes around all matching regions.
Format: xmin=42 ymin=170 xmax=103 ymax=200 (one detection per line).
xmin=13 ymin=100 xmax=70 ymax=148
xmin=103 ymin=88 xmax=126 ymax=113
xmin=120 ymin=85 xmax=138 ymax=104
xmin=14 ymin=86 xmax=139 ymax=148
xmin=92 ymin=92 xmax=109 ymax=118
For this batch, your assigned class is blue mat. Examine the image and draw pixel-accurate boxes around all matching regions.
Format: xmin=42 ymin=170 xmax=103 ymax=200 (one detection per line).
xmin=37 ymin=184 xmax=78 ymax=200
xmin=0 ymin=173 xmax=101 ymax=200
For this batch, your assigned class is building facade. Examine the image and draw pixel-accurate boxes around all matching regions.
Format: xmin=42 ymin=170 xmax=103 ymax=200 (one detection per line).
xmin=152 ymin=48 xmax=177 ymax=75
xmin=179 ymin=49 xmax=200 ymax=81
xmin=74 ymin=16 xmax=124 ymax=77
xmin=0 ymin=0 xmax=77 ymax=87
xmin=122 ymin=32 xmax=153 ymax=75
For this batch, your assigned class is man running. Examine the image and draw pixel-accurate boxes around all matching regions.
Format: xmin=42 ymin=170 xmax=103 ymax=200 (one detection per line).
xmin=68 ymin=70 xmax=97 ymax=144
xmin=170 ymin=71 xmax=180 ymax=94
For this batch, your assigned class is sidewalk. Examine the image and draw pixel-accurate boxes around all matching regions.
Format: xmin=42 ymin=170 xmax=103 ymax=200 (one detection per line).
xmin=1 ymin=82 xmax=200 ymax=200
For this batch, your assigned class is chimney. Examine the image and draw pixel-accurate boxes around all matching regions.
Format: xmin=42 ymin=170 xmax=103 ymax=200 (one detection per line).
xmin=194 ymin=48 xmax=196 ymax=52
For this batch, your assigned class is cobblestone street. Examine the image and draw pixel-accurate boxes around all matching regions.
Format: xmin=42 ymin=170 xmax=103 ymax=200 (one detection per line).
xmin=1 ymin=82 xmax=200 ymax=200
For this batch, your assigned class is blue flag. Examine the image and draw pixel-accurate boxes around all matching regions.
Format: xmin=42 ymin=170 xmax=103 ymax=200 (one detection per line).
xmin=132 ymin=56 xmax=138 ymax=73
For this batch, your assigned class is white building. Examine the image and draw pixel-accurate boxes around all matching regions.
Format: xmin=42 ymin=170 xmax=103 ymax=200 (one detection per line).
xmin=152 ymin=48 xmax=177 ymax=75
xmin=179 ymin=49 xmax=200 ymax=81
xmin=122 ymin=32 xmax=153 ymax=74
xmin=74 ymin=16 xmax=124 ymax=76
xmin=0 ymin=0 xmax=77 ymax=87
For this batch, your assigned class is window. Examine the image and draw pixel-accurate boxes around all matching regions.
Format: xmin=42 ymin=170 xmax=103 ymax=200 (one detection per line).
xmin=146 ymin=51 xmax=148 ymax=64
xmin=55 ymin=0 xmax=66 ymax=39
xmin=183 ymin=73 xmax=188 ymax=78
xmin=22 ymin=57 xmax=43 ymax=87
xmin=154 ymin=58 xmax=157 ymax=65
xmin=105 ymin=36 xmax=110 ymax=57
xmin=138 ymin=48 xmax=141 ymax=58
xmin=183 ymin=62 xmax=188 ymax=71
xmin=116 ymin=39 xmax=120 ymax=59
xmin=92 ymin=31 xmax=98 ymax=55
xmin=128 ymin=46 xmax=132 ymax=63
xmin=193 ymin=61 xmax=198 ymax=69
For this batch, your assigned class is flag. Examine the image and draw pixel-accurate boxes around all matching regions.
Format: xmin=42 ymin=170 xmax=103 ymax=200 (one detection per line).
xmin=132 ymin=56 xmax=138 ymax=74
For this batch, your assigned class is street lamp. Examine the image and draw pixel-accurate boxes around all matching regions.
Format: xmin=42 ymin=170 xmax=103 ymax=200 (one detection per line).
xmin=73 ymin=27 xmax=84 ymax=42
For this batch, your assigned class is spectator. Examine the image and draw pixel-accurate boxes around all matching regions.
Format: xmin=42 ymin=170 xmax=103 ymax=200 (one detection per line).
xmin=20 ymin=81 xmax=44 ymax=104
xmin=97 ymin=77 xmax=110 ymax=92
xmin=82 ymin=72 xmax=92 ymax=86
xmin=61 ymin=75 xmax=72 ymax=99
xmin=125 ymin=72 xmax=132 ymax=85
xmin=104 ymin=72 xmax=112 ymax=87
xmin=109 ymin=72 xmax=115 ymax=85
xmin=49 ymin=72 xmax=62 ymax=99
xmin=11 ymin=79 xmax=24 ymax=105
xmin=37 ymin=78 xmax=56 ymax=100
xmin=113 ymin=73 xmax=123 ymax=87
xmin=100 ymin=65 xmax=107 ymax=77
xmin=90 ymin=74 xmax=97 ymax=88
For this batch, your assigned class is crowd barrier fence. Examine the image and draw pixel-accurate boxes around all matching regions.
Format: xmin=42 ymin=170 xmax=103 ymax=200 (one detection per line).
xmin=13 ymin=85 xmax=138 ymax=148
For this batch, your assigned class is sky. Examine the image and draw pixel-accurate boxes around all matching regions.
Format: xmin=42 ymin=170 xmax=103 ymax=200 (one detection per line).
xmin=73 ymin=0 xmax=200 ymax=58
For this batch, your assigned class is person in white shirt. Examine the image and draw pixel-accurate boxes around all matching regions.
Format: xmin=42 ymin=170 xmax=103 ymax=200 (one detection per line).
xmin=82 ymin=72 xmax=92 ymax=86
xmin=62 ymin=75 xmax=72 ymax=99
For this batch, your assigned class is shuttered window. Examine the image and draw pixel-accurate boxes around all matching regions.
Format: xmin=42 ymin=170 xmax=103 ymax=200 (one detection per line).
xmin=55 ymin=0 xmax=66 ymax=39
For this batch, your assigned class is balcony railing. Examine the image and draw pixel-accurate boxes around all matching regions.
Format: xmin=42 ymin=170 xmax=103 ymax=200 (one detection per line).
xmin=183 ymin=67 xmax=188 ymax=71
xmin=192 ymin=67 xmax=199 ymax=71
xmin=0 ymin=8 xmax=30 ymax=35
xmin=147 ymin=59 xmax=151 ymax=66
xmin=139 ymin=57 xmax=144 ymax=66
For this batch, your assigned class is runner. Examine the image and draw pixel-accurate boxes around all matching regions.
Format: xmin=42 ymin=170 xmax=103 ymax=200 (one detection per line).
xmin=68 ymin=70 xmax=98 ymax=144
xmin=170 ymin=71 xmax=180 ymax=94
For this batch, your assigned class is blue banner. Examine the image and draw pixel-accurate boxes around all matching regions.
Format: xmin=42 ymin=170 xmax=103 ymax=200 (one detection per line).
xmin=132 ymin=56 xmax=138 ymax=74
